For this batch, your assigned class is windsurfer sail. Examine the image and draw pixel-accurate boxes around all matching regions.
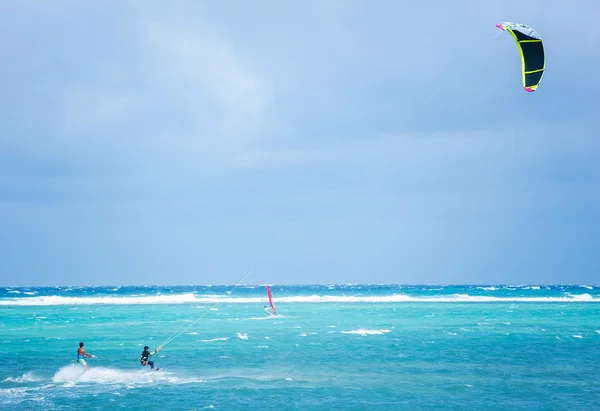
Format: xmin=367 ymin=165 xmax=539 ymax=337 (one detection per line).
xmin=266 ymin=285 xmax=277 ymax=316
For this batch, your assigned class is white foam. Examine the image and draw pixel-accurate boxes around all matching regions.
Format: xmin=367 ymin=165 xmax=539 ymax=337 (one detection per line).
xmin=0 ymin=293 xmax=198 ymax=306
xmin=1 ymin=293 xmax=598 ymax=306
xmin=200 ymin=337 xmax=229 ymax=343
xmin=187 ymin=332 xmax=199 ymax=335
xmin=569 ymin=293 xmax=593 ymax=301
xmin=52 ymin=364 xmax=204 ymax=386
xmin=572 ymin=335 xmax=583 ymax=339
xmin=595 ymin=330 xmax=600 ymax=335
xmin=582 ymin=285 xmax=594 ymax=290
xmin=3 ymin=372 xmax=42 ymax=383
xmin=341 ymin=329 xmax=392 ymax=336
xmin=236 ymin=333 xmax=248 ymax=340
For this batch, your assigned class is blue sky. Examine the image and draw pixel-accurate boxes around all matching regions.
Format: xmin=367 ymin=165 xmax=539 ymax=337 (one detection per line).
xmin=1 ymin=1 xmax=598 ymax=286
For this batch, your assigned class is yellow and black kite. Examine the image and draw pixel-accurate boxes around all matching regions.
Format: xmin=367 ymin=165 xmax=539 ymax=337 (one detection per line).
xmin=496 ymin=22 xmax=545 ymax=92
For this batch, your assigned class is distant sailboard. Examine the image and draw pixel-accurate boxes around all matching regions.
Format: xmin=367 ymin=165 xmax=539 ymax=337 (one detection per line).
xmin=266 ymin=285 xmax=277 ymax=316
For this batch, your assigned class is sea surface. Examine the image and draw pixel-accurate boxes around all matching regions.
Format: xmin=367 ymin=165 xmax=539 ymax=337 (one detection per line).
xmin=1 ymin=285 xmax=599 ymax=410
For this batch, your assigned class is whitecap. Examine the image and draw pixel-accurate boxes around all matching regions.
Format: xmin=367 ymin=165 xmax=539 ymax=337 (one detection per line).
xmin=236 ymin=333 xmax=248 ymax=340
xmin=572 ymin=335 xmax=583 ymax=339
xmin=200 ymin=337 xmax=229 ymax=343
xmin=341 ymin=329 xmax=391 ymax=336
xmin=3 ymin=372 xmax=41 ymax=383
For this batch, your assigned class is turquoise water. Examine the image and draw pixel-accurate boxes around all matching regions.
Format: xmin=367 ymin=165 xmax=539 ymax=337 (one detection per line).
xmin=1 ymin=285 xmax=599 ymax=410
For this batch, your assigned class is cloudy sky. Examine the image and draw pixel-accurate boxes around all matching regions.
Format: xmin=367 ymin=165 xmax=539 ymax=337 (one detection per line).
xmin=1 ymin=1 xmax=598 ymax=286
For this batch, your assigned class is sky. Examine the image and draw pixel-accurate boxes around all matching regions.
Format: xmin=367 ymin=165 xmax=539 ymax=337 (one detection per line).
xmin=0 ymin=0 xmax=599 ymax=286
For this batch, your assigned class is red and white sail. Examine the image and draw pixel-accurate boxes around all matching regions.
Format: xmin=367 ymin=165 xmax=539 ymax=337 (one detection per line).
xmin=266 ymin=285 xmax=277 ymax=316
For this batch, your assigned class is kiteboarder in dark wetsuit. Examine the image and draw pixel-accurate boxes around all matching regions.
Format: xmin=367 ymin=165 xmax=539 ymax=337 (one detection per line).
xmin=140 ymin=346 xmax=161 ymax=371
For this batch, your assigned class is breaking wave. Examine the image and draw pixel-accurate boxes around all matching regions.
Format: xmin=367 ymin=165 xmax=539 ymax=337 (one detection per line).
xmin=1 ymin=293 xmax=598 ymax=306
xmin=3 ymin=372 xmax=42 ymax=383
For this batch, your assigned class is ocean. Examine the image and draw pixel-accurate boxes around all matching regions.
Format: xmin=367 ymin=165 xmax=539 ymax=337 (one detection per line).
xmin=1 ymin=285 xmax=599 ymax=410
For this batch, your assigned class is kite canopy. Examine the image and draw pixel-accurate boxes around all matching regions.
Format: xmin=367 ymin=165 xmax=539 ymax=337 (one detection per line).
xmin=496 ymin=22 xmax=545 ymax=92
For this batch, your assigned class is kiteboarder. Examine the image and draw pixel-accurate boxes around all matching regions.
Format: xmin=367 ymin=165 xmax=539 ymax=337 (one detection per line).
xmin=77 ymin=342 xmax=94 ymax=370
xmin=140 ymin=346 xmax=161 ymax=371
